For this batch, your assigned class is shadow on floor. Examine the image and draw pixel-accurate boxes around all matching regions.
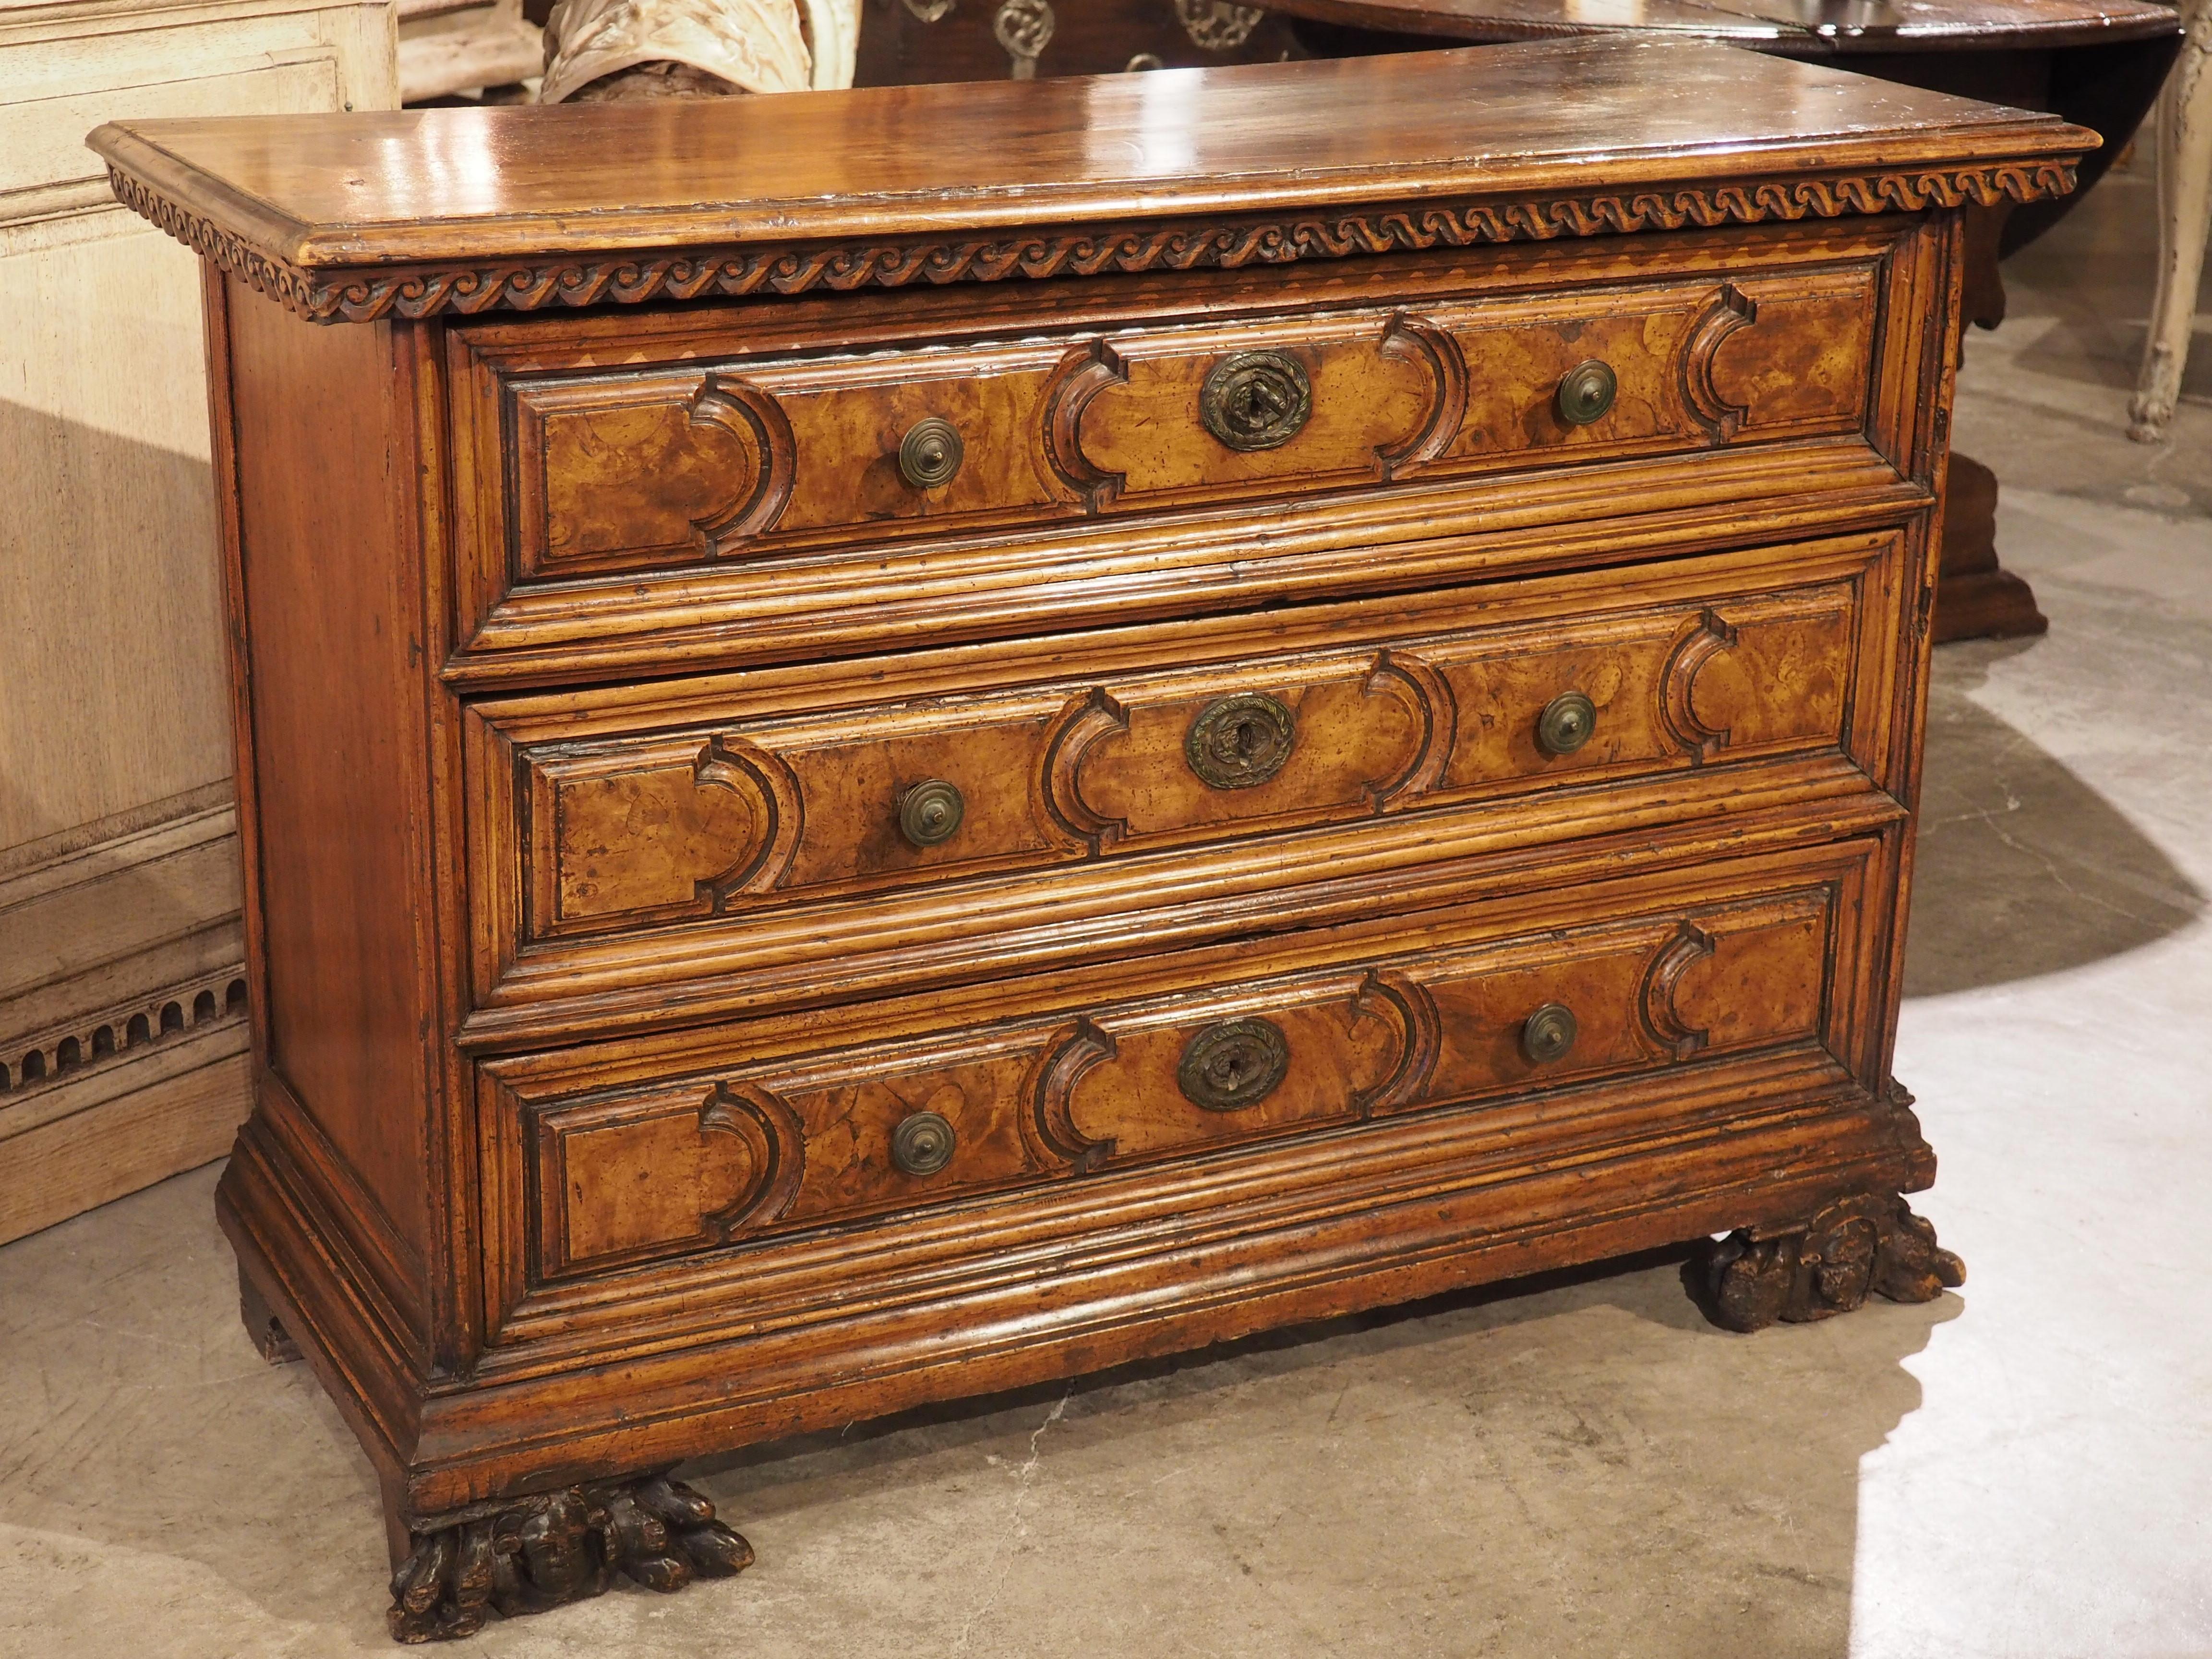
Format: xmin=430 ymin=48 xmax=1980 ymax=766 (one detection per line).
xmin=675 ymin=1250 xmax=1954 ymax=1659
xmin=1906 ymin=640 xmax=2206 ymax=998
xmin=0 ymin=1165 xmax=1954 ymax=1657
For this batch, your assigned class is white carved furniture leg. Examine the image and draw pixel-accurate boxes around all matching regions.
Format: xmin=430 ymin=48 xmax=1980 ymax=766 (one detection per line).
xmin=2131 ymin=0 xmax=2212 ymax=441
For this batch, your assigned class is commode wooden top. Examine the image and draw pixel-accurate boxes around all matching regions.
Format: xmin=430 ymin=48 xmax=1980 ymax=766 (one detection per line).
xmin=89 ymin=38 xmax=2092 ymax=324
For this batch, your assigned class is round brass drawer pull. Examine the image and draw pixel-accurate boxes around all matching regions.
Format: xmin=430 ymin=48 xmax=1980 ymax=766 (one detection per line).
xmin=1178 ymin=1017 xmax=1291 ymax=1111
xmin=898 ymin=779 xmax=965 ymax=847
xmin=1522 ymin=1003 xmax=1579 ymax=1065
xmin=1200 ymin=350 xmax=1312 ymax=452
xmin=1536 ymin=690 xmax=1598 ymax=757
xmin=890 ymin=1109 xmax=957 ymax=1176
xmin=899 ymin=416 xmax=964 ymax=490
xmin=1555 ymin=359 xmax=1618 ymax=427
xmin=1186 ymin=692 xmax=1296 ymax=790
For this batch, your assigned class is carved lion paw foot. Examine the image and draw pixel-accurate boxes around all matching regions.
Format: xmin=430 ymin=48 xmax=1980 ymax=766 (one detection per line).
xmin=387 ymin=1473 xmax=752 ymax=1643
xmin=1694 ymin=1191 xmax=1964 ymax=1334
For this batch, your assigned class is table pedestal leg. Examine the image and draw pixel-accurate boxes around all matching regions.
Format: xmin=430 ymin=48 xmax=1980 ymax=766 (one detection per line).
xmin=1933 ymin=203 xmax=2046 ymax=644
xmin=1935 ymin=453 xmax=2048 ymax=643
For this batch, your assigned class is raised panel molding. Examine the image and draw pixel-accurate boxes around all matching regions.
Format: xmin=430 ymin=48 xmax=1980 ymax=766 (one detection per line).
xmin=502 ymin=867 xmax=1844 ymax=1292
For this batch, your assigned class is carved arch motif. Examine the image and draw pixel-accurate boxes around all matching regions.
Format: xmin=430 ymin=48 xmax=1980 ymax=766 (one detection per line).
xmin=1679 ymin=284 xmax=1759 ymax=445
xmin=697 ymin=1080 xmax=808 ymax=1238
xmin=1637 ymin=921 xmax=1715 ymax=1060
xmin=1039 ymin=687 xmax=1133 ymax=852
xmin=686 ymin=375 xmax=797 ymax=548
xmin=1351 ymin=969 xmax=1442 ymax=1115
xmin=1361 ymin=649 xmax=1455 ymax=809
xmin=692 ymin=735 xmax=805 ymax=906
xmin=1658 ymin=608 xmax=1740 ymax=763
xmin=1374 ymin=313 xmax=1469 ymax=482
xmin=1039 ymin=338 xmax=1130 ymax=512
xmin=1023 ymin=1019 xmax=1119 ymax=1174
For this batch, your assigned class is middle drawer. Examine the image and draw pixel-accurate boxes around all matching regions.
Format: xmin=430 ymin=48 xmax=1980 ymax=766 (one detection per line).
xmin=464 ymin=530 xmax=1906 ymax=1019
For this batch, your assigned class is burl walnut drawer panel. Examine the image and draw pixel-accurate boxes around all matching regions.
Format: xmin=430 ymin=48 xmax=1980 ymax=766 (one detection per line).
xmin=484 ymin=273 xmax=1869 ymax=572
xmin=445 ymin=223 xmax=1928 ymax=671
xmin=481 ymin=845 xmax=1864 ymax=1312
xmin=465 ymin=533 xmax=1902 ymax=1003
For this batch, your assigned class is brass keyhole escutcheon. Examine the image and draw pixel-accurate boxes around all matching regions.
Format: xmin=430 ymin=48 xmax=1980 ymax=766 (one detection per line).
xmin=1178 ymin=1017 xmax=1291 ymax=1111
xmin=899 ymin=416 xmax=964 ymax=489
xmin=1555 ymin=359 xmax=1617 ymax=427
xmin=1521 ymin=1003 xmax=1578 ymax=1065
xmin=890 ymin=1109 xmax=957 ymax=1176
xmin=898 ymin=778 xmax=965 ymax=847
xmin=1200 ymin=350 xmax=1312 ymax=452
xmin=1185 ymin=692 xmax=1296 ymax=790
xmin=1536 ymin=691 xmax=1598 ymax=757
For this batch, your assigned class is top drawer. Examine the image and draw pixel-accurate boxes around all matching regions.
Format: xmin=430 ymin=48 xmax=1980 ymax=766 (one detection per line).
xmin=444 ymin=222 xmax=1935 ymax=676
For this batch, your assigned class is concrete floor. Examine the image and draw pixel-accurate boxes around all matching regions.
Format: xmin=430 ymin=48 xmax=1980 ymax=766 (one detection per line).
xmin=4 ymin=169 xmax=2209 ymax=1659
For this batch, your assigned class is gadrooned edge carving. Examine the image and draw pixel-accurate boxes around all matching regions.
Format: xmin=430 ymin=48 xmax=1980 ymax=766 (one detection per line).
xmin=1024 ymin=1017 xmax=1118 ymax=1173
xmin=1039 ymin=338 xmax=1130 ymax=512
xmin=1351 ymin=968 xmax=1442 ymax=1116
xmin=1680 ymin=282 xmax=1760 ymax=444
xmin=1362 ymin=648 xmax=1455 ymax=810
xmin=696 ymin=1080 xmax=807 ymax=1238
xmin=686 ymin=375 xmax=797 ymax=547
xmin=1373 ymin=313 xmax=1469 ymax=482
xmin=1694 ymin=1190 xmax=1965 ymax=1334
xmin=388 ymin=1472 xmax=751 ymax=1643
xmin=692 ymin=735 xmax=804 ymax=905
xmin=1636 ymin=920 xmax=1715 ymax=1060
xmin=1040 ymin=686 xmax=1132 ymax=852
xmin=1657 ymin=607 xmax=1740 ymax=763
xmin=111 ymin=162 xmax=2080 ymax=325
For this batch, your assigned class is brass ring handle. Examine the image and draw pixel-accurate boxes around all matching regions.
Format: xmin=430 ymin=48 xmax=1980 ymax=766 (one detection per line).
xmin=1200 ymin=350 xmax=1312 ymax=452
xmin=1522 ymin=1003 xmax=1579 ymax=1065
xmin=899 ymin=416 xmax=964 ymax=489
xmin=898 ymin=779 xmax=965 ymax=847
xmin=890 ymin=1110 xmax=957 ymax=1176
xmin=1186 ymin=692 xmax=1296 ymax=790
xmin=1555 ymin=360 xmax=1617 ymax=426
xmin=1536 ymin=691 xmax=1598 ymax=757
xmin=1178 ymin=1017 xmax=1291 ymax=1111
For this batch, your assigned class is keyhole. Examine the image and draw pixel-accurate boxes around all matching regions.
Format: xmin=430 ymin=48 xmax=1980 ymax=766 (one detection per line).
xmin=1236 ymin=375 xmax=1285 ymax=431
xmin=1232 ymin=718 xmax=1263 ymax=758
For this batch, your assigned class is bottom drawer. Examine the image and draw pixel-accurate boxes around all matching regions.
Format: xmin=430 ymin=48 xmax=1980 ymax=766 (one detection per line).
xmin=480 ymin=838 xmax=1883 ymax=1331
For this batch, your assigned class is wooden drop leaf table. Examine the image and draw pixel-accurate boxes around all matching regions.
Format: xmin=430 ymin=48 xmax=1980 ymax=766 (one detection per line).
xmin=90 ymin=41 xmax=2090 ymax=1642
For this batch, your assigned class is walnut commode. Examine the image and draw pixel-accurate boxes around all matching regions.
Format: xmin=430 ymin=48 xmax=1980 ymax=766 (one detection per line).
xmin=94 ymin=38 xmax=2079 ymax=1640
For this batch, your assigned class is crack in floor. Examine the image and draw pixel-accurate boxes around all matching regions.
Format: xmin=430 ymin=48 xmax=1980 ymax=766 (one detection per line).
xmin=952 ymin=1389 xmax=1070 ymax=1653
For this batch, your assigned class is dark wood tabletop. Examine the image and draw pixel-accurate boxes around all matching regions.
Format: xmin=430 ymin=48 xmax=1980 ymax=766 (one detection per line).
xmin=90 ymin=37 xmax=2091 ymax=275
xmin=1272 ymin=0 xmax=2179 ymax=54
